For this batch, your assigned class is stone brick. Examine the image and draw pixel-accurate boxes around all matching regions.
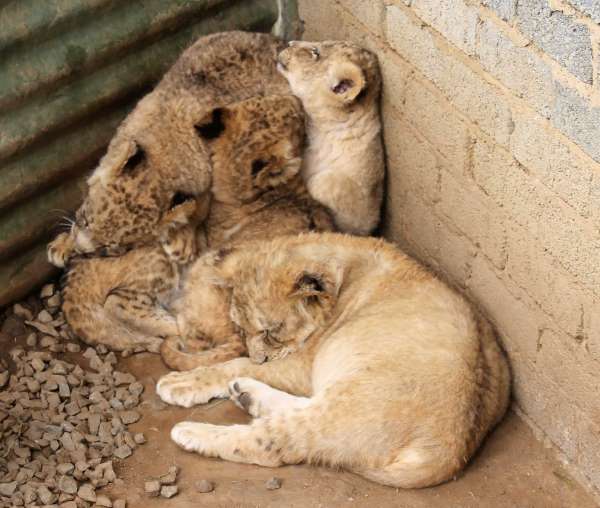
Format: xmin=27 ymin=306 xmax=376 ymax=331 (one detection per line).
xmin=410 ymin=0 xmax=479 ymax=55
xmin=383 ymin=106 xmax=441 ymax=205
xmin=516 ymin=0 xmax=593 ymax=83
xmin=466 ymin=254 xmax=544 ymax=360
xmin=476 ymin=18 xmax=554 ymax=119
xmin=385 ymin=4 xmax=514 ymax=146
xmin=552 ymin=82 xmax=600 ymax=163
xmin=435 ymin=169 xmax=508 ymax=269
xmin=471 ymin=137 xmax=600 ymax=293
xmin=337 ymin=0 xmax=385 ymax=36
xmin=504 ymin=223 xmax=596 ymax=336
xmin=510 ymin=108 xmax=595 ymax=218
xmin=401 ymin=77 xmax=470 ymax=173
xmin=482 ymin=0 xmax=516 ymax=21
xmin=565 ymin=0 xmax=600 ymax=23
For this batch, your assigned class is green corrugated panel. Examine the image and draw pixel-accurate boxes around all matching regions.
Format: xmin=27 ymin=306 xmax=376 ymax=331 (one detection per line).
xmin=0 ymin=0 xmax=285 ymax=307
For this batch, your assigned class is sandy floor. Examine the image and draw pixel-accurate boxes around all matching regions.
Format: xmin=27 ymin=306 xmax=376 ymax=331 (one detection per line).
xmin=91 ymin=353 xmax=598 ymax=508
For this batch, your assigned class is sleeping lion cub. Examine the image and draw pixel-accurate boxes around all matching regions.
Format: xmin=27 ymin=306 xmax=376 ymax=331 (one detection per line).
xmin=60 ymin=95 xmax=333 ymax=354
xmin=161 ymin=94 xmax=334 ymax=369
xmin=156 ymin=233 xmax=510 ymax=488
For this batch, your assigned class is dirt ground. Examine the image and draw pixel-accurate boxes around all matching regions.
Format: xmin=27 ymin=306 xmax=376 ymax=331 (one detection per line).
xmin=92 ymin=353 xmax=597 ymax=508
xmin=1 ymin=311 xmax=598 ymax=508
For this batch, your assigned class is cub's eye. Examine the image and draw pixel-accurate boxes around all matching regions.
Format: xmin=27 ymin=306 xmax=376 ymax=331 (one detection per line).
xmin=122 ymin=144 xmax=145 ymax=174
xmin=251 ymin=159 xmax=268 ymax=176
xmin=170 ymin=191 xmax=194 ymax=208
xmin=310 ymin=47 xmax=320 ymax=60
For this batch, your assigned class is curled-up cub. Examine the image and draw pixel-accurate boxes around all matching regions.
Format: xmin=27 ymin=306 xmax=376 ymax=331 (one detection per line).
xmin=278 ymin=41 xmax=385 ymax=235
xmin=157 ymin=233 xmax=510 ymax=489
xmin=161 ymin=95 xmax=335 ymax=369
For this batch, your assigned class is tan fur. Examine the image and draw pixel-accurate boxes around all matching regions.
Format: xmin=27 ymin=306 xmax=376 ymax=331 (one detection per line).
xmin=49 ymin=31 xmax=290 ymax=262
xmin=156 ymin=233 xmax=510 ymax=488
xmin=160 ymin=95 xmax=335 ymax=369
xmin=277 ymin=41 xmax=385 ymax=235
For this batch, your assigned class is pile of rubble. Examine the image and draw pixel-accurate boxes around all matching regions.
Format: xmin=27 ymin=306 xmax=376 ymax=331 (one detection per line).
xmin=0 ymin=284 xmax=145 ymax=507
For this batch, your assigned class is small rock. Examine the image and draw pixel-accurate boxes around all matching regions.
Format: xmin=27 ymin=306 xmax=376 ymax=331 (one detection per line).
xmin=26 ymin=320 xmax=59 ymax=337
xmin=58 ymin=475 xmax=78 ymax=494
xmin=26 ymin=333 xmax=37 ymax=347
xmin=160 ymin=485 xmax=178 ymax=498
xmin=37 ymin=310 xmax=54 ymax=323
xmin=38 ymin=485 xmax=57 ymax=504
xmin=40 ymin=284 xmax=55 ymax=298
xmin=145 ymin=480 xmax=161 ymax=497
xmin=265 ymin=477 xmax=282 ymax=490
xmin=95 ymin=494 xmax=112 ymax=507
xmin=195 ymin=479 xmax=214 ymax=493
xmin=77 ymin=483 xmax=96 ymax=502
xmin=0 ymin=370 xmax=9 ymax=388
xmin=119 ymin=410 xmax=140 ymax=425
xmin=113 ymin=371 xmax=135 ymax=386
xmin=66 ymin=342 xmax=81 ymax=353
xmin=159 ymin=465 xmax=178 ymax=485
xmin=60 ymin=501 xmax=77 ymax=508
xmin=113 ymin=445 xmax=132 ymax=460
xmin=0 ymin=480 xmax=17 ymax=496
xmin=96 ymin=344 xmax=108 ymax=355
xmin=13 ymin=303 xmax=33 ymax=321
xmin=57 ymin=463 xmax=75 ymax=475
xmin=47 ymin=294 xmax=62 ymax=308
xmin=133 ymin=433 xmax=146 ymax=445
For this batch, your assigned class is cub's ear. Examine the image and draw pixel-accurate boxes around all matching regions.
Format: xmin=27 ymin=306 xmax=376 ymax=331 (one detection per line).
xmin=194 ymin=107 xmax=229 ymax=141
xmin=328 ymin=61 xmax=366 ymax=105
xmin=290 ymin=261 xmax=344 ymax=306
xmin=161 ymin=192 xmax=197 ymax=227
xmin=89 ymin=140 xmax=146 ymax=185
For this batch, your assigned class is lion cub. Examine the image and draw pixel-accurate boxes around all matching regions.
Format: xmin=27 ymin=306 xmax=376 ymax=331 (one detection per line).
xmin=156 ymin=233 xmax=510 ymax=488
xmin=59 ymin=95 xmax=333 ymax=354
xmin=161 ymin=95 xmax=334 ymax=369
xmin=277 ymin=41 xmax=385 ymax=235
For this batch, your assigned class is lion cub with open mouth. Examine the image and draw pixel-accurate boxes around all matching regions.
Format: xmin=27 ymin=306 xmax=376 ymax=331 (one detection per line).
xmin=157 ymin=233 xmax=510 ymax=488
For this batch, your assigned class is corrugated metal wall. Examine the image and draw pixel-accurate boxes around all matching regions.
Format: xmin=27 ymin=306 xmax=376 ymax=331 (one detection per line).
xmin=0 ymin=0 xmax=286 ymax=307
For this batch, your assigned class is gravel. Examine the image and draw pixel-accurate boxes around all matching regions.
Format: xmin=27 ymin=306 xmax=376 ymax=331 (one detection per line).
xmin=0 ymin=285 xmax=144 ymax=508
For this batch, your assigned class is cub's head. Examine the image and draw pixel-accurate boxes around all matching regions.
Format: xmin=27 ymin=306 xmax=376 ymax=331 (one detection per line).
xmin=69 ymin=93 xmax=211 ymax=255
xmin=196 ymin=95 xmax=305 ymax=204
xmin=218 ymin=245 xmax=343 ymax=364
xmin=277 ymin=40 xmax=381 ymax=113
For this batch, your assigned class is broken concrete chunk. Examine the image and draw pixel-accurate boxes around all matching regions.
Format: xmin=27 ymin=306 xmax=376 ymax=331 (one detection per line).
xmin=113 ymin=445 xmax=132 ymax=460
xmin=160 ymin=485 xmax=178 ymax=498
xmin=96 ymin=494 xmax=113 ymax=507
xmin=144 ymin=480 xmax=161 ymax=497
xmin=113 ymin=372 xmax=135 ymax=386
xmin=37 ymin=310 xmax=53 ymax=323
xmin=0 ymin=371 xmax=9 ymax=389
xmin=40 ymin=284 xmax=55 ymax=298
xmin=26 ymin=320 xmax=59 ymax=337
xmin=77 ymin=483 xmax=96 ymax=502
xmin=46 ymin=294 xmax=61 ymax=308
xmin=26 ymin=333 xmax=37 ymax=347
xmin=119 ymin=411 xmax=140 ymax=425
xmin=133 ymin=433 xmax=146 ymax=445
xmin=58 ymin=475 xmax=78 ymax=494
xmin=195 ymin=479 xmax=215 ymax=493
xmin=38 ymin=484 xmax=57 ymax=504
xmin=13 ymin=304 xmax=33 ymax=321
xmin=0 ymin=481 xmax=17 ymax=496
xmin=65 ymin=343 xmax=81 ymax=353
xmin=265 ymin=477 xmax=282 ymax=490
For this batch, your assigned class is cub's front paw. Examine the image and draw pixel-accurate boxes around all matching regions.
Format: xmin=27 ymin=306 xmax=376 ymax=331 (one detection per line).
xmin=48 ymin=232 xmax=75 ymax=268
xmin=156 ymin=368 xmax=228 ymax=408
xmin=171 ymin=421 xmax=214 ymax=452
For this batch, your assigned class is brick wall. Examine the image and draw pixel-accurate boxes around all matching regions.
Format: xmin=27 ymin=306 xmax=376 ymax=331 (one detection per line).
xmin=297 ymin=0 xmax=600 ymax=495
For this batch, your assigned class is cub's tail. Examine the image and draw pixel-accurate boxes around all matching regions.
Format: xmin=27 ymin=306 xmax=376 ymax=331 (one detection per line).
xmin=160 ymin=335 xmax=246 ymax=371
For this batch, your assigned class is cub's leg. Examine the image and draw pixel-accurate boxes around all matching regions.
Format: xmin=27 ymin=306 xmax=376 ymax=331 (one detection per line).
xmin=228 ymin=377 xmax=311 ymax=417
xmin=104 ymin=288 xmax=178 ymax=337
xmin=156 ymin=354 xmax=312 ymax=408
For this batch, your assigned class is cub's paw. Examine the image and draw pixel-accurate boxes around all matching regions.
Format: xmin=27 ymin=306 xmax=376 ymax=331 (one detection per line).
xmin=171 ymin=421 xmax=213 ymax=452
xmin=156 ymin=369 xmax=227 ymax=408
xmin=229 ymin=377 xmax=279 ymax=417
xmin=47 ymin=232 xmax=75 ymax=268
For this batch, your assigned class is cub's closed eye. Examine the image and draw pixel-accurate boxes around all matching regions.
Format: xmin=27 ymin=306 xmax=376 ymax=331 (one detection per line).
xmin=122 ymin=144 xmax=145 ymax=174
xmin=251 ymin=159 xmax=268 ymax=176
xmin=170 ymin=191 xmax=194 ymax=208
